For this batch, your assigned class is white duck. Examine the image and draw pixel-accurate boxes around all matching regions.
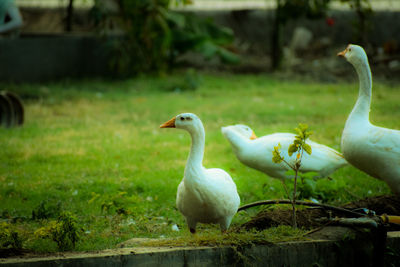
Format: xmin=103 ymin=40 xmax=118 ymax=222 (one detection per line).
xmin=160 ymin=113 xmax=240 ymax=233
xmin=338 ymin=44 xmax=400 ymax=194
xmin=221 ymin=124 xmax=347 ymax=180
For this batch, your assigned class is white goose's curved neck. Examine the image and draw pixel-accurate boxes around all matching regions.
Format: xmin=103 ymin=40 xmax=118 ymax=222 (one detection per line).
xmin=225 ymin=130 xmax=249 ymax=153
xmin=348 ymin=57 xmax=372 ymax=124
xmin=184 ymin=123 xmax=205 ymax=178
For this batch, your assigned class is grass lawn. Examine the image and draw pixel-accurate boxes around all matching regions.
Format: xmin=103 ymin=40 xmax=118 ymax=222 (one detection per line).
xmin=0 ymin=71 xmax=398 ymax=252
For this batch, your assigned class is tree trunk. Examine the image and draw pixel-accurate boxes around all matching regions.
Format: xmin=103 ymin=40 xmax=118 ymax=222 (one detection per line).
xmin=271 ymin=0 xmax=283 ymax=70
xmin=66 ymin=0 xmax=74 ymax=32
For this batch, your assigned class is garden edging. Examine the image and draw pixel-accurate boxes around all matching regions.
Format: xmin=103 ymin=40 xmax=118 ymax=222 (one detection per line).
xmin=1 ymin=227 xmax=399 ymax=267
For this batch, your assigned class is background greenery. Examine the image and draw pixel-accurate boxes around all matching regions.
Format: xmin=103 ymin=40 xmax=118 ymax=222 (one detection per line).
xmin=98 ymin=0 xmax=239 ymax=76
xmin=0 ymin=71 xmax=398 ymax=252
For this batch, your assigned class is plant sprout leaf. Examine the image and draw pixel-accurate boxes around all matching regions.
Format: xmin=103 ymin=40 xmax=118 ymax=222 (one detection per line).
xmin=272 ymin=143 xmax=284 ymax=163
xmin=303 ymin=143 xmax=312 ymax=155
xmin=294 ymin=127 xmax=304 ymax=139
xmin=288 ymin=143 xmax=298 ymax=156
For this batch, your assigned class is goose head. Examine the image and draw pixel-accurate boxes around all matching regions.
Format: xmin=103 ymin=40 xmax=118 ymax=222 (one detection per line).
xmin=337 ymin=44 xmax=368 ymax=66
xmin=221 ymin=124 xmax=257 ymax=140
xmin=160 ymin=113 xmax=202 ymax=132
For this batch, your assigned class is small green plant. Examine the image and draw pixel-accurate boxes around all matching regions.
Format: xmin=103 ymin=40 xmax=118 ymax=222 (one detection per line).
xmin=99 ymin=191 xmax=146 ymax=216
xmin=0 ymin=222 xmax=23 ymax=250
xmin=34 ymin=212 xmax=81 ymax=251
xmin=32 ymin=200 xmax=62 ymax=220
xmin=272 ymin=123 xmax=313 ymax=228
xmin=100 ymin=191 xmax=131 ymax=215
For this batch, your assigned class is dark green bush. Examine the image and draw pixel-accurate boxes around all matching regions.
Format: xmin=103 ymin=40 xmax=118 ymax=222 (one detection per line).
xmin=0 ymin=222 xmax=23 ymax=250
xmin=34 ymin=212 xmax=81 ymax=251
xmin=32 ymin=200 xmax=62 ymax=220
xmin=95 ymin=0 xmax=239 ymax=76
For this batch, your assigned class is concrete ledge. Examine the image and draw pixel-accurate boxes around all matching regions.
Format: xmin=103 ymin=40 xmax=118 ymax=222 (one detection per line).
xmin=1 ymin=228 xmax=399 ymax=267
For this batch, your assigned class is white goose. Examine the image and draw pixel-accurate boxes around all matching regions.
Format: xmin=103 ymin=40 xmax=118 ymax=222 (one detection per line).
xmin=338 ymin=44 xmax=400 ymax=194
xmin=160 ymin=113 xmax=240 ymax=233
xmin=221 ymin=124 xmax=347 ymax=180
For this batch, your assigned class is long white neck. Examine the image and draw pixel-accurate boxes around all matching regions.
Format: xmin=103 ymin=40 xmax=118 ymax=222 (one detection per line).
xmin=347 ymin=57 xmax=372 ymax=126
xmin=184 ymin=123 xmax=205 ymax=180
xmin=224 ymin=129 xmax=249 ymax=154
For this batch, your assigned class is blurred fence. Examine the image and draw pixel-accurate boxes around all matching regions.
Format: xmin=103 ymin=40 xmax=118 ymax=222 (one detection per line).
xmin=16 ymin=0 xmax=94 ymax=8
xmin=15 ymin=0 xmax=400 ymax=11
xmin=176 ymin=0 xmax=400 ymax=11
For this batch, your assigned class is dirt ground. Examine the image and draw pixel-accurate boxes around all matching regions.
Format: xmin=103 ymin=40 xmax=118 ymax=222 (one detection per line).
xmin=240 ymin=195 xmax=400 ymax=231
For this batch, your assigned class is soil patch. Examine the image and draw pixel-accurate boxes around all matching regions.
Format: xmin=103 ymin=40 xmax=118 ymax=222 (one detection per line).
xmin=240 ymin=195 xmax=400 ymax=231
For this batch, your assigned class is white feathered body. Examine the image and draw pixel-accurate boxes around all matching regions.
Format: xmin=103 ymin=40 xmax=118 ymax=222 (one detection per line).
xmin=342 ymin=109 xmax=400 ymax=194
xmin=339 ymin=44 xmax=400 ymax=194
xmin=177 ymin=167 xmax=240 ymax=229
xmin=222 ymin=127 xmax=347 ymax=180
xmin=161 ymin=113 xmax=240 ymax=232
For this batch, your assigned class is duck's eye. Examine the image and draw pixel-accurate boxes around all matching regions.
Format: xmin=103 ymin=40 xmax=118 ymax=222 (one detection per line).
xmin=180 ymin=117 xmax=185 ymax=121
xmin=349 ymin=48 xmax=352 ymax=52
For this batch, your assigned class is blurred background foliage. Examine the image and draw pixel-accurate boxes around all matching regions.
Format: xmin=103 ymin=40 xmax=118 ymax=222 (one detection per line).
xmin=271 ymin=0 xmax=373 ymax=69
xmin=90 ymin=0 xmax=374 ymax=72
xmin=14 ymin=0 xmax=380 ymax=75
xmin=92 ymin=0 xmax=239 ymax=76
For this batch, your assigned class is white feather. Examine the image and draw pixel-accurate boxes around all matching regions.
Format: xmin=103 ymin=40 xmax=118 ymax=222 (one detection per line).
xmin=162 ymin=113 xmax=240 ymax=233
xmin=339 ymin=44 xmax=400 ymax=194
xmin=221 ymin=124 xmax=347 ymax=180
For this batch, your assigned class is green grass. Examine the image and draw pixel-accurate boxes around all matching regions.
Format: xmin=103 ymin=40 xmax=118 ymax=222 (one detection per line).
xmin=0 ymin=71 xmax=398 ymax=252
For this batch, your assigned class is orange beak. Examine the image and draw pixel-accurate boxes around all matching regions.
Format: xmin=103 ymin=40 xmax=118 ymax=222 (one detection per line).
xmin=337 ymin=45 xmax=350 ymax=57
xmin=250 ymin=131 xmax=257 ymax=140
xmin=160 ymin=117 xmax=176 ymax=128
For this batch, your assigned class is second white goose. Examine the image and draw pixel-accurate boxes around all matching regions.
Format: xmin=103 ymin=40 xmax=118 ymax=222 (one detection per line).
xmin=221 ymin=124 xmax=347 ymax=180
xmin=338 ymin=44 xmax=400 ymax=194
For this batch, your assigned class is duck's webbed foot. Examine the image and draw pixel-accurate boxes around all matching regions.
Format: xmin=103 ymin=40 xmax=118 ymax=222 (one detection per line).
xmin=187 ymin=219 xmax=197 ymax=234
